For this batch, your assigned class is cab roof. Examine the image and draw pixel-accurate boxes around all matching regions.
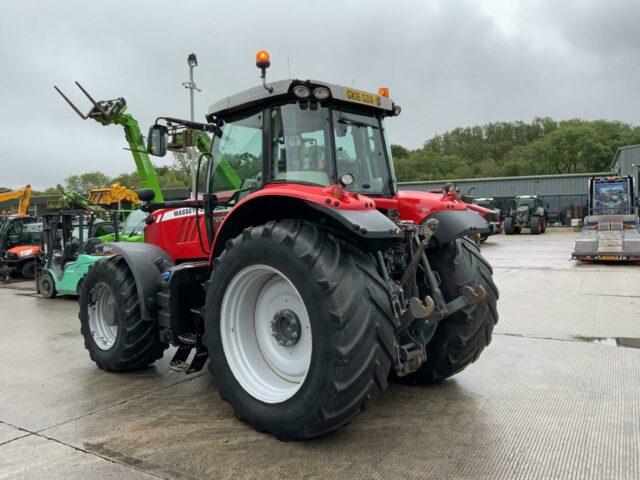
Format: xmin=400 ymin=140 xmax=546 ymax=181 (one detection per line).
xmin=207 ymin=79 xmax=396 ymax=118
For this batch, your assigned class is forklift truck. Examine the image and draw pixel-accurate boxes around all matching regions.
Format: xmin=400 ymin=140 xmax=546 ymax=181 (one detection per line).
xmin=36 ymin=210 xmax=115 ymax=298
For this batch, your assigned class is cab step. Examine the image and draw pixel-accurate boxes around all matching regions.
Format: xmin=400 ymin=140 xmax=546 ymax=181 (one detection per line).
xmin=169 ymin=345 xmax=209 ymax=374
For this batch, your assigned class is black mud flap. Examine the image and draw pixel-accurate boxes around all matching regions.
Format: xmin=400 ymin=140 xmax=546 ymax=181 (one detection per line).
xmin=427 ymin=210 xmax=490 ymax=246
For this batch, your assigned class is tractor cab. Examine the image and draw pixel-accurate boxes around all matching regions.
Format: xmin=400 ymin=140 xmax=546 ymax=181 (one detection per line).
xmin=143 ymin=69 xmax=410 ymax=259
xmin=202 ymin=78 xmax=399 ymax=200
xmin=147 ymin=69 xmax=486 ymax=254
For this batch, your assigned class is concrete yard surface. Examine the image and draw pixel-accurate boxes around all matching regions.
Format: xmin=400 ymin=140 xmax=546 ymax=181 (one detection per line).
xmin=0 ymin=230 xmax=639 ymax=479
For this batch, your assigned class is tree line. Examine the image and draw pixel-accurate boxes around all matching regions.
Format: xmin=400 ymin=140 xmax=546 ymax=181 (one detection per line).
xmin=18 ymin=117 xmax=640 ymax=195
xmin=392 ymin=117 xmax=640 ymax=182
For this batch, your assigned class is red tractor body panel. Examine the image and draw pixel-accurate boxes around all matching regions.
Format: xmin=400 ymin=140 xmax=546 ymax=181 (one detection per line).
xmin=374 ymin=190 xmax=470 ymax=222
xmin=145 ymin=208 xmax=219 ymax=262
xmin=144 ymin=185 xmax=487 ymax=263
xmin=209 ymin=183 xmax=378 ymax=258
xmin=229 ymin=183 xmax=377 ymax=211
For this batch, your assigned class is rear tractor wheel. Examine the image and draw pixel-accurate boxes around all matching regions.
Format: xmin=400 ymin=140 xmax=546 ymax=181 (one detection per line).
xmin=205 ymin=219 xmax=395 ymax=440
xmin=79 ymin=256 xmax=168 ymax=371
xmin=398 ymin=237 xmax=499 ymax=384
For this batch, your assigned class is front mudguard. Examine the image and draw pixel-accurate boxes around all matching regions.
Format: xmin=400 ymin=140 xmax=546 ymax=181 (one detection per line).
xmin=102 ymin=242 xmax=174 ymax=321
xmin=427 ymin=210 xmax=490 ymax=246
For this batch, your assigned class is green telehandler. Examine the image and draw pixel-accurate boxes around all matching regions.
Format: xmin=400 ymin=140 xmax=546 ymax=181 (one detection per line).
xmin=54 ymin=82 xmax=241 ymax=204
xmin=39 ymin=83 xmax=243 ymax=299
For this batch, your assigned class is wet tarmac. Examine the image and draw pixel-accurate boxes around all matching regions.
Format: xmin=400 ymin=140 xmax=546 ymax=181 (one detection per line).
xmin=1 ymin=230 xmax=639 ymax=479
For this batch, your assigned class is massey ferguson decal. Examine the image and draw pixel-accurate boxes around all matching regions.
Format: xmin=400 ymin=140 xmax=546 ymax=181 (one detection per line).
xmin=159 ymin=207 xmax=231 ymax=223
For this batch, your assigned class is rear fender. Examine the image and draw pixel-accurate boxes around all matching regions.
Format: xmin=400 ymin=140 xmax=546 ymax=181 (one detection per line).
xmin=427 ymin=210 xmax=490 ymax=246
xmin=103 ymin=242 xmax=174 ymax=321
xmin=211 ymin=184 xmax=401 ymax=257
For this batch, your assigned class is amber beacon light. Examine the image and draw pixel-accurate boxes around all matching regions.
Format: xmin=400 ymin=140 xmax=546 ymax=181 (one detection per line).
xmin=256 ymin=49 xmax=271 ymax=69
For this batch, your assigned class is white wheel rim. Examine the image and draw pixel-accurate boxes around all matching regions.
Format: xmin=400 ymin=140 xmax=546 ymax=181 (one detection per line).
xmin=220 ymin=265 xmax=312 ymax=404
xmin=88 ymin=282 xmax=118 ymax=350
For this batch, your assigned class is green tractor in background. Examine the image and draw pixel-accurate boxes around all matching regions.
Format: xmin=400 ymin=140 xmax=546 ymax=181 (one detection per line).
xmin=504 ymin=195 xmax=547 ymax=235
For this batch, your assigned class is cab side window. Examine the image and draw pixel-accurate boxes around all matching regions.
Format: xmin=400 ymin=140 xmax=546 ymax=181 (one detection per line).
xmin=211 ymin=110 xmax=263 ymax=193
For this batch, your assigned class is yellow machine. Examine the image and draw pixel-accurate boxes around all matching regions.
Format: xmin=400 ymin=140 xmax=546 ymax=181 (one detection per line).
xmin=88 ymin=182 xmax=139 ymax=207
xmin=0 ymin=185 xmax=32 ymax=215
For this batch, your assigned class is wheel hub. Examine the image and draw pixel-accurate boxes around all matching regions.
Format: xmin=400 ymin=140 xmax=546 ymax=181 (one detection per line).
xmin=270 ymin=309 xmax=301 ymax=346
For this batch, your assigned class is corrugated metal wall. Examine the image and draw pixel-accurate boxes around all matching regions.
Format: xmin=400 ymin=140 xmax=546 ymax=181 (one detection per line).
xmin=612 ymin=145 xmax=640 ymax=177
xmin=398 ymin=172 xmax=611 ymax=197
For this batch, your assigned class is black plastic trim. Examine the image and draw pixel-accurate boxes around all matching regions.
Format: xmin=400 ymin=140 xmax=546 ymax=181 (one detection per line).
xmin=103 ymin=242 xmax=174 ymax=321
xmin=427 ymin=210 xmax=490 ymax=246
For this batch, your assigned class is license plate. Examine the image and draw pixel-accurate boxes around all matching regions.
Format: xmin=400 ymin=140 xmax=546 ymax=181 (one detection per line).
xmin=343 ymin=87 xmax=379 ymax=106
xmin=600 ymin=255 xmax=620 ymax=261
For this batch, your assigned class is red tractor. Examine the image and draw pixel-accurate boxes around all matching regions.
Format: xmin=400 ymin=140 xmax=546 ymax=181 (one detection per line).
xmin=79 ymin=51 xmax=498 ymax=440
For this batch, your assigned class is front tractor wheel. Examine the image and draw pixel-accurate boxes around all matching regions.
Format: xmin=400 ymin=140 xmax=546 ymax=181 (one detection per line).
xmin=399 ymin=237 xmax=499 ymax=384
xmin=205 ymin=220 xmax=395 ymax=440
xmin=79 ymin=256 xmax=168 ymax=371
xmin=530 ymin=216 xmax=541 ymax=234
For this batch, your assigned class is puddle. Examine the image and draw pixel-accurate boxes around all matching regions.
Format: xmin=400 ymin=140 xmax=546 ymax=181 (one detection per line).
xmin=573 ymin=335 xmax=640 ymax=349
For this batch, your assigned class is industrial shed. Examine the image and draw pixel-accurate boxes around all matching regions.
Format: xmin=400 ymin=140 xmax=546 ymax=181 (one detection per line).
xmin=399 ymin=172 xmax=612 ymax=225
xmin=612 ymin=144 xmax=640 ymax=177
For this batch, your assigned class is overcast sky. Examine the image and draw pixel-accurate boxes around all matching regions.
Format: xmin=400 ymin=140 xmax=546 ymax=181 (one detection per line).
xmin=1 ymin=0 xmax=639 ymax=189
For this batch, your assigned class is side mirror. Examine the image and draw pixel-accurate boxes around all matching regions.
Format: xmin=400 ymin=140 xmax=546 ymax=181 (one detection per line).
xmin=137 ymin=189 xmax=156 ymax=202
xmin=147 ymin=124 xmax=168 ymax=157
